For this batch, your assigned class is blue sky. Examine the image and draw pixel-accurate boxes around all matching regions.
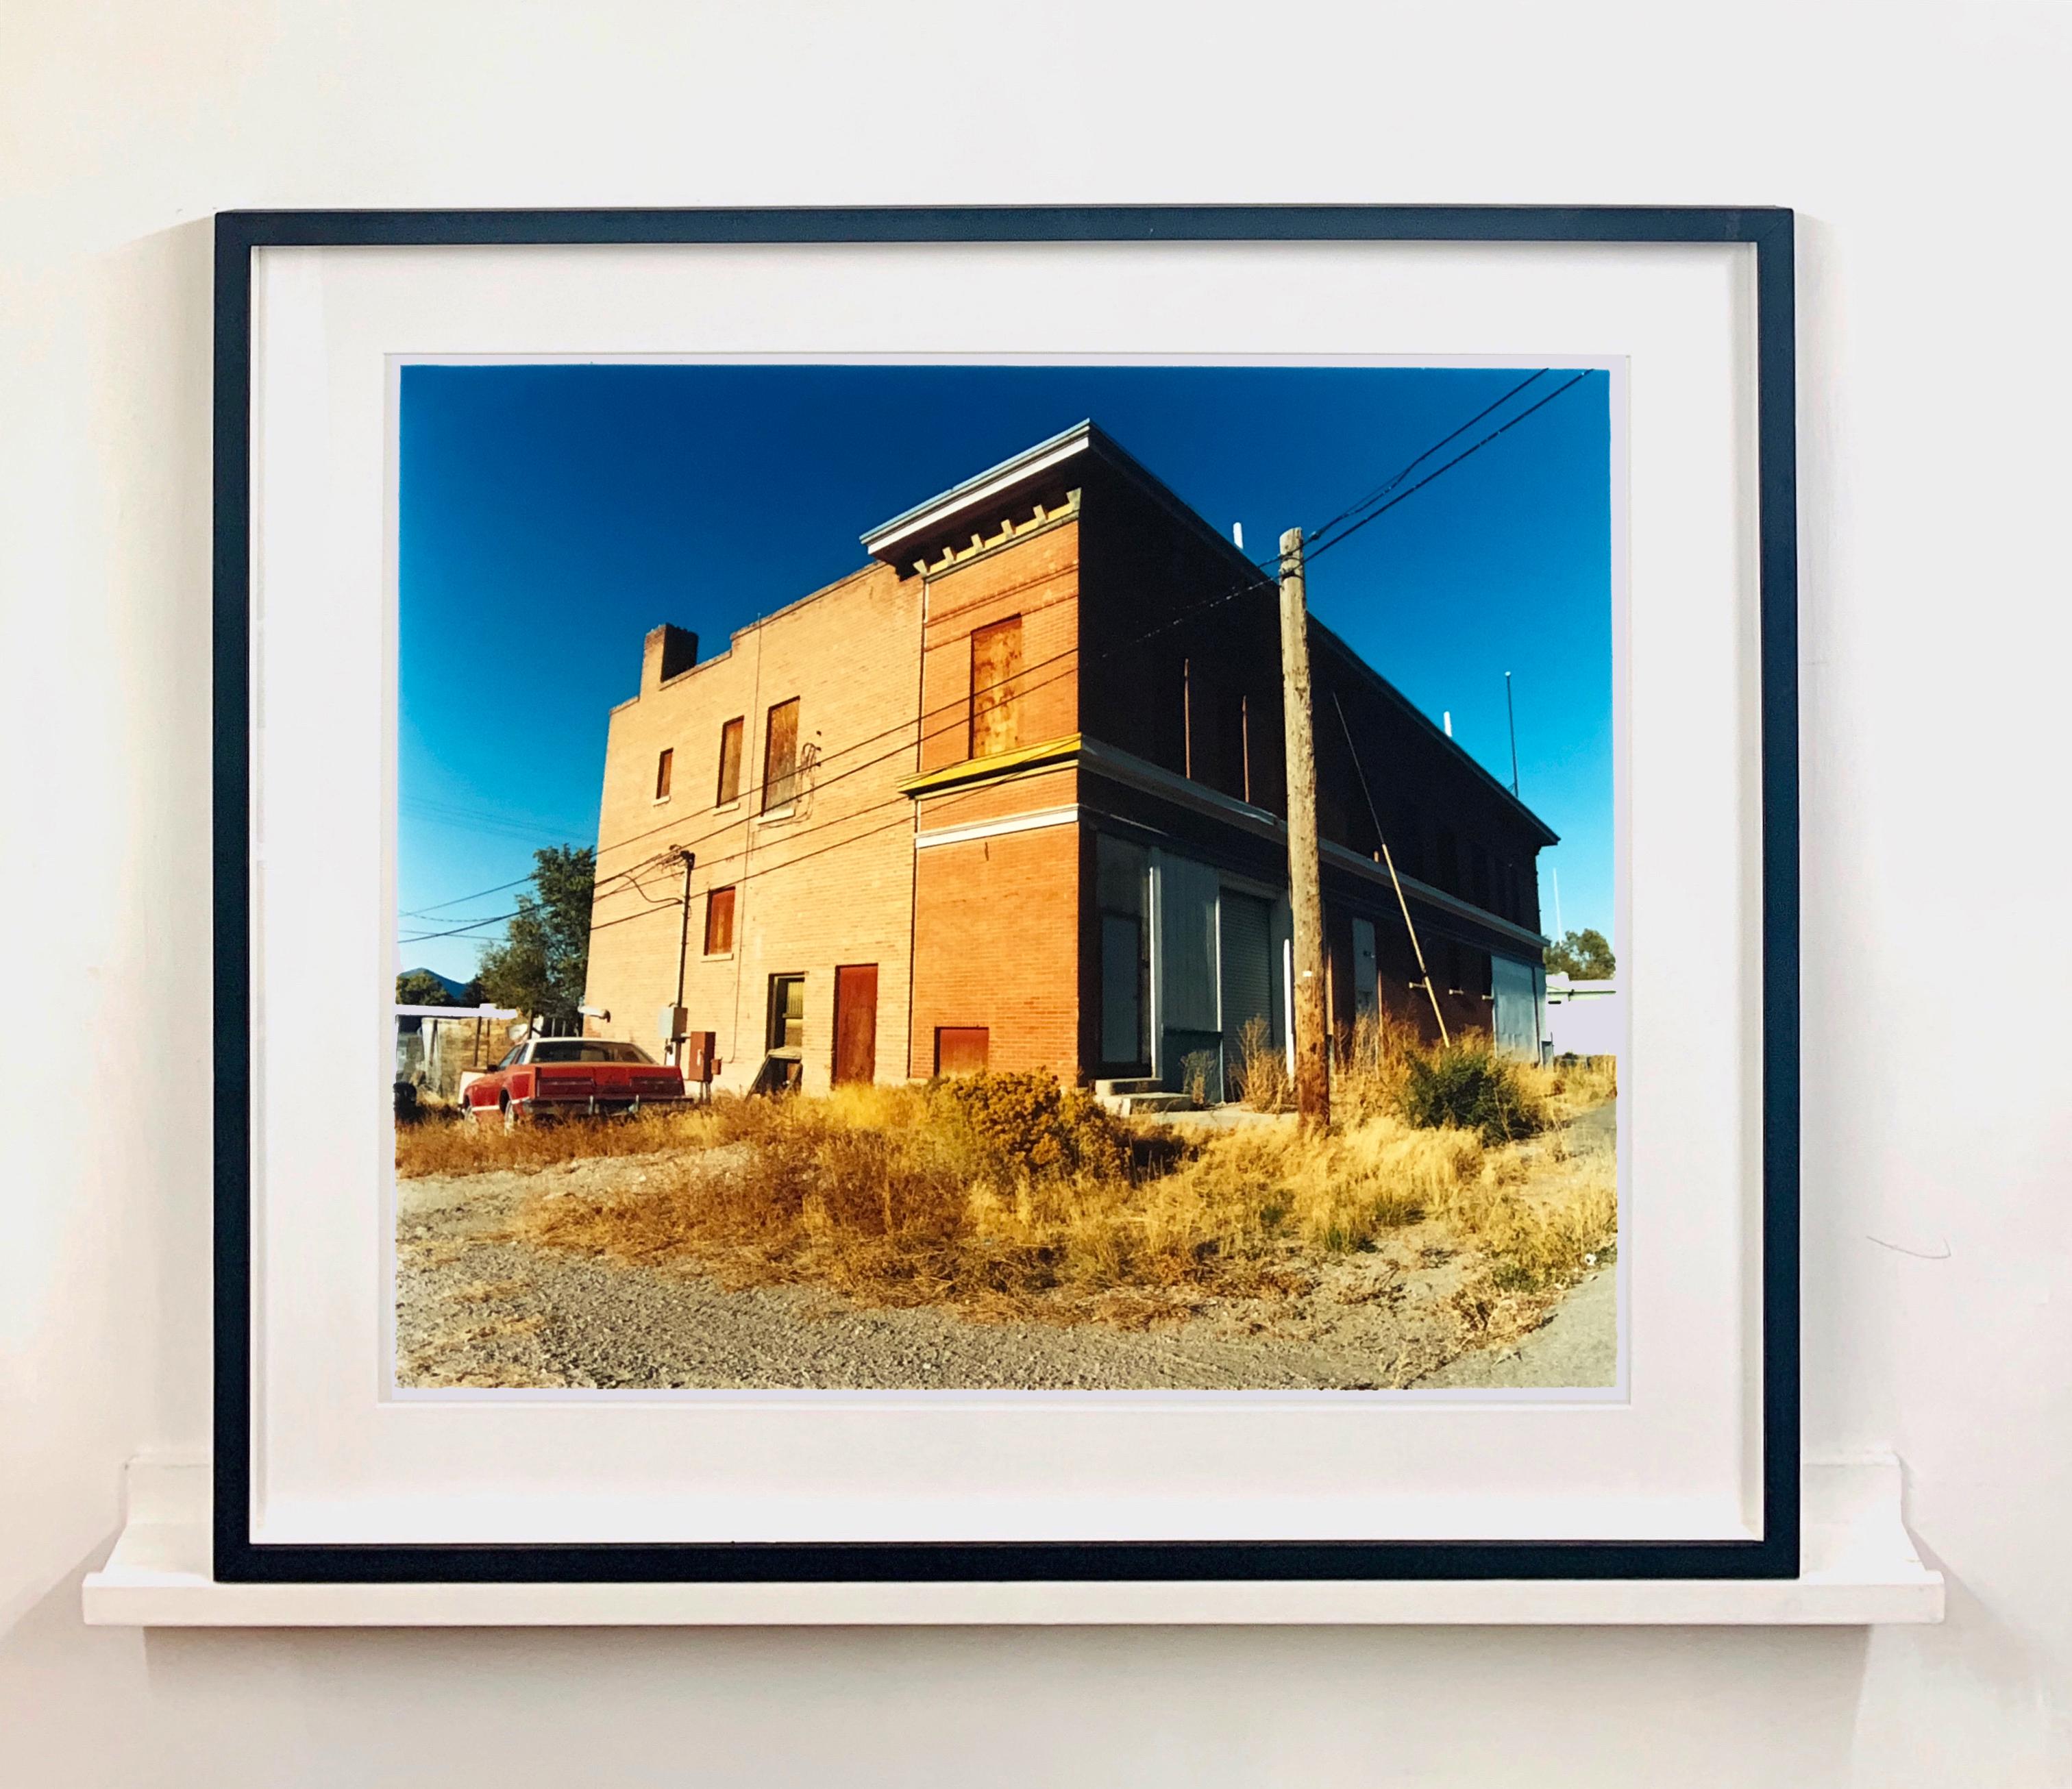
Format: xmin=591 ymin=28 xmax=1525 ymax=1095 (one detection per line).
xmin=398 ymin=363 xmax=1613 ymax=982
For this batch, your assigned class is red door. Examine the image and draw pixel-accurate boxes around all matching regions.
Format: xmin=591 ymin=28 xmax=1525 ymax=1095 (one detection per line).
xmin=832 ymin=964 xmax=878 ymax=1085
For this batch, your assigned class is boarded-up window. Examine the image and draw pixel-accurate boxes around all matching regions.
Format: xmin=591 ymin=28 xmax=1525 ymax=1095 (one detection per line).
xmin=762 ymin=698 xmax=799 ymax=812
xmin=654 ymin=748 xmax=674 ymax=800
xmin=935 ymin=1026 xmax=989 ymax=1076
xmin=970 ymin=617 xmax=1022 ymax=758
xmin=715 ymin=717 xmax=743 ymax=806
xmin=703 ymin=885 xmax=736 ymax=956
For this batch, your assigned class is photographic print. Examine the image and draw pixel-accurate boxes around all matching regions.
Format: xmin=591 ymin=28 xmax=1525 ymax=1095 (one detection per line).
xmin=392 ymin=360 xmax=1618 ymax=1395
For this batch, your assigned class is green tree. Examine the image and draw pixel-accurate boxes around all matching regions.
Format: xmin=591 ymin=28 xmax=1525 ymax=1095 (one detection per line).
xmin=1546 ymin=926 xmax=1616 ymax=980
xmin=475 ymin=845 xmax=596 ymax=1028
xmin=395 ymin=968 xmax=457 ymax=1007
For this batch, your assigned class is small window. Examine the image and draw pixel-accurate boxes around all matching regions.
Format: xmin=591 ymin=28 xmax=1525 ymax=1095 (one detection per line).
xmin=654 ymin=748 xmax=674 ymax=800
xmin=762 ymin=698 xmax=800 ymax=812
xmin=704 ymin=885 xmax=736 ymax=956
xmin=767 ymin=973 xmax=806 ymax=1052
xmin=970 ymin=617 xmax=1022 ymax=758
xmin=715 ymin=716 xmax=743 ymax=806
xmin=935 ymin=1026 xmax=990 ymax=1076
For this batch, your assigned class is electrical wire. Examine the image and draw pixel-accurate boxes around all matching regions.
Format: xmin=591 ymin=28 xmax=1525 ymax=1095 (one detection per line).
xmin=1301 ymin=369 xmax=1551 ymax=550
xmin=1303 ymin=371 xmax=1598 ymax=569
xmin=404 ymin=371 xmax=1590 ymax=946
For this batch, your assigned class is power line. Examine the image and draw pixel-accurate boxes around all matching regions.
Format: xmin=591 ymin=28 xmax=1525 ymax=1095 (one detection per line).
xmin=399 ymin=910 xmax=522 ymax=944
xmin=401 ymin=839 xmax=682 ymax=925
xmin=1303 ymin=369 xmax=1550 ymax=550
xmin=658 ymin=370 xmax=1591 ymax=874
xmin=415 ymin=372 xmax=1590 ymax=953
xmin=585 ymin=808 xmax=922 ymax=936
xmin=402 ymin=849 xmax=682 ymax=942
xmin=401 ymin=871 xmax=539 ymax=920
xmin=587 ymin=373 xmax=1593 ymax=924
xmin=1303 ymin=370 xmax=1598 ymax=569
xmin=587 ymin=556 xmax=1284 ymax=873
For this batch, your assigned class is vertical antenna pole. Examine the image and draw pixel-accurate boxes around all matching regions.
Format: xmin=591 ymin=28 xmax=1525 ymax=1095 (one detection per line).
xmin=1505 ymin=669 xmax=1520 ymax=796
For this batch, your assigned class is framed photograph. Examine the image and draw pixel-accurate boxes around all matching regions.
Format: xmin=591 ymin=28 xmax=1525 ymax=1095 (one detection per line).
xmin=215 ymin=206 xmax=1798 ymax=1583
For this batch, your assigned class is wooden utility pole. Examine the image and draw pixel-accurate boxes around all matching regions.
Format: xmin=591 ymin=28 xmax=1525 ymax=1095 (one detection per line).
xmin=1278 ymin=528 xmax=1330 ymax=1126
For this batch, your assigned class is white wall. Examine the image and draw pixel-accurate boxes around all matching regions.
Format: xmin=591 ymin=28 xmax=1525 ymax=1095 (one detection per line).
xmin=5 ymin=3 xmax=2069 ymax=1781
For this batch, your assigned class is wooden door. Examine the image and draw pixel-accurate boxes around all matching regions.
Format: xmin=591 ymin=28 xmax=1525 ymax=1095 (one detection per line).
xmin=832 ymin=963 xmax=878 ymax=1085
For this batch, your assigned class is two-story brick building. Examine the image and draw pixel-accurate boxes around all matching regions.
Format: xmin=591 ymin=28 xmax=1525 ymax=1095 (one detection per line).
xmin=581 ymin=422 xmax=1557 ymax=1096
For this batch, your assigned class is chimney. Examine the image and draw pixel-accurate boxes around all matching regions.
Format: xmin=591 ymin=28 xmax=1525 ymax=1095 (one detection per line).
xmin=641 ymin=624 xmax=698 ymax=695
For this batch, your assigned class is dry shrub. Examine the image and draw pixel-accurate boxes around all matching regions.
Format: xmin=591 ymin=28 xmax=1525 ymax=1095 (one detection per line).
xmin=1400 ymin=1035 xmax=1548 ymax=1144
xmin=394 ymin=1102 xmax=723 ymax=1179
xmin=1332 ymin=1011 xmax=1423 ymax=1122
xmin=1231 ymin=1016 xmax=1292 ymax=1111
xmin=932 ymin=1070 xmax=1128 ymax=1183
xmin=1179 ymin=1050 xmax=1221 ymax=1107
xmin=502 ymin=1054 xmax=1618 ymax=1331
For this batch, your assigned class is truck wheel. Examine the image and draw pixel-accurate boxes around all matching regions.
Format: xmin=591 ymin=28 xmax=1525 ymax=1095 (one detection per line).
xmin=502 ymin=1099 xmax=520 ymax=1133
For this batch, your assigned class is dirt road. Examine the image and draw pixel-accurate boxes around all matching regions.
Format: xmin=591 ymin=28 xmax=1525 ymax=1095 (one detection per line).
xmin=1411 ymin=1267 xmax=1616 ymax=1390
xmin=395 ymin=1128 xmax=1617 ymax=1393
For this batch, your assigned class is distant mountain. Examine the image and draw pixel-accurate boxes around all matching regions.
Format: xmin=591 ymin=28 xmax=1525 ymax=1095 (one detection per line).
xmin=399 ymin=966 xmax=473 ymax=1004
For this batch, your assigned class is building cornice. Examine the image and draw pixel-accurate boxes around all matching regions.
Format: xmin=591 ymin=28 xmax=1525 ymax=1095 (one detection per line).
xmin=862 ymin=426 xmax=1094 ymax=563
xmin=896 ymin=733 xmax=1083 ymax=798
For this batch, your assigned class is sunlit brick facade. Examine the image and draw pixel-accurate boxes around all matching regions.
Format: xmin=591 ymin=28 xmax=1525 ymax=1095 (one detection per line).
xmin=582 ymin=423 xmax=1557 ymax=1095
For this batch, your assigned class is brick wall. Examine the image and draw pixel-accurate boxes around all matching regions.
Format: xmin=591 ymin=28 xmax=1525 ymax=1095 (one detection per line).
xmin=582 ymin=563 xmax=922 ymax=1094
xmin=580 ymin=434 xmax=1536 ymax=1098
xmin=914 ymin=764 xmax=1077 ymax=834
xmin=906 ymin=520 xmax=1089 ymax=1081
xmin=910 ymin=820 xmax=1082 ymax=1080
xmin=917 ymin=520 xmax=1079 ymax=772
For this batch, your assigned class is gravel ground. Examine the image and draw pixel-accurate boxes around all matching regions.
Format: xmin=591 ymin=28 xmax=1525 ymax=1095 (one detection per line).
xmin=1409 ymin=1096 xmax=1619 ymax=1390
xmin=1411 ymin=1097 xmax=1620 ymax=1390
xmin=1411 ymin=1268 xmax=1617 ymax=1390
xmin=395 ymin=1108 xmax=1617 ymax=1393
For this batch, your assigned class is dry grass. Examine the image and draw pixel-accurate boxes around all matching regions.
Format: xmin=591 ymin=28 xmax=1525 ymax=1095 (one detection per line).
xmin=1231 ymin=1015 xmax=1292 ymax=1111
xmin=478 ymin=1061 xmax=1616 ymax=1328
xmin=1538 ymin=1052 xmax=1619 ymax=1121
xmin=1331 ymin=1011 xmax=1427 ymax=1121
xmin=395 ymin=1102 xmax=725 ymax=1179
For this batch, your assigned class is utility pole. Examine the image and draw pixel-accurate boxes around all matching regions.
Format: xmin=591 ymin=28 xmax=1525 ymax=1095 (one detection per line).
xmin=669 ymin=847 xmax=695 ymax=1063
xmin=1277 ymin=528 xmax=1330 ymax=1127
xmin=1505 ymin=670 xmax=1520 ymax=797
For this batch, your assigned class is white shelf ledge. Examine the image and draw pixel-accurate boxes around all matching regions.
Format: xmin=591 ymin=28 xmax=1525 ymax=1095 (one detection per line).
xmin=82 ymin=1455 xmax=1942 ymax=1627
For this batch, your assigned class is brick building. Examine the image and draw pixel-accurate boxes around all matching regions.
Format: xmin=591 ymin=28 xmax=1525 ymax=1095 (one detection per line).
xmin=581 ymin=422 xmax=1557 ymax=1096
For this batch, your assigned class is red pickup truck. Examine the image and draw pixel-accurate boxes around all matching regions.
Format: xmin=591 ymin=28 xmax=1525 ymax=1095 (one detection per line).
xmin=459 ymin=1037 xmax=687 ymax=1127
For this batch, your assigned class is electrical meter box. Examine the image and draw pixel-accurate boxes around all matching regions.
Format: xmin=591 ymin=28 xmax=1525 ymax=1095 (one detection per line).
xmin=682 ymin=1031 xmax=718 ymax=1085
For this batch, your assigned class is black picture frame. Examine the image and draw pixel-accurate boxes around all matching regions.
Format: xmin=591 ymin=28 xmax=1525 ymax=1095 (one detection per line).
xmin=213 ymin=205 xmax=1799 ymax=1586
